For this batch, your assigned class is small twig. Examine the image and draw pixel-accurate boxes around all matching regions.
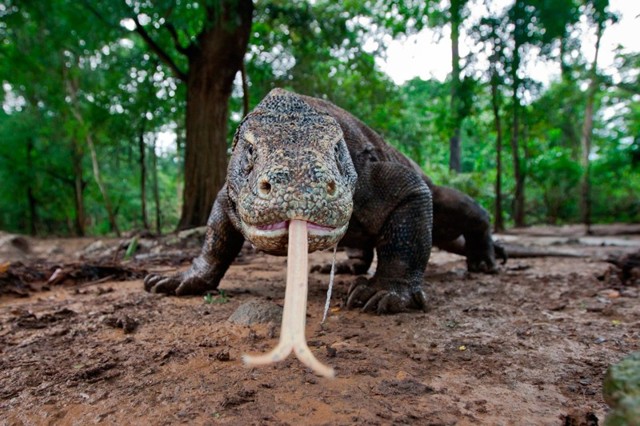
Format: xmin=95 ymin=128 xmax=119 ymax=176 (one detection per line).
xmin=81 ymin=275 xmax=116 ymax=287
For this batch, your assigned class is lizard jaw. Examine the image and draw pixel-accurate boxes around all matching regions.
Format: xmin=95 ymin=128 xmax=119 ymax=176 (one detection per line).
xmin=244 ymin=220 xmax=346 ymax=238
xmin=241 ymin=220 xmax=348 ymax=253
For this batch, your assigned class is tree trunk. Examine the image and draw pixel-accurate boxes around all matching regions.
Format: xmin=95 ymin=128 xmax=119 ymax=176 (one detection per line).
xmin=510 ymin=1 xmax=525 ymax=227
xmin=26 ymin=138 xmax=38 ymax=235
xmin=26 ymin=186 xmax=37 ymax=235
xmin=177 ymin=0 xmax=253 ymax=229
xmin=65 ymin=71 xmax=121 ymax=236
xmin=71 ymin=138 xmax=86 ymax=237
xmin=150 ymin=136 xmax=162 ymax=234
xmin=522 ymin=113 xmax=531 ymax=221
xmin=138 ymin=127 xmax=150 ymax=230
xmin=86 ymin=131 xmax=121 ymax=236
xmin=448 ymin=0 xmax=462 ymax=173
xmin=510 ymin=99 xmax=525 ymax=227
xmin=490 ymin=75 xmax=504 ymax=232
xmin=580 ymin=22 xmax=603 ymax=235
xmin=449 ymin=129 xmax=461 ymax=173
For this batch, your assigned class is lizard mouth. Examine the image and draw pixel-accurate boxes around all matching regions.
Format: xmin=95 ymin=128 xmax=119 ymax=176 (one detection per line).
xmin=244 ymin=220 xmax=347 ymax=239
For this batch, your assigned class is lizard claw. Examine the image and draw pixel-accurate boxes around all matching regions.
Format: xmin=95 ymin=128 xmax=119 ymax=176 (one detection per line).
xmin=466 ymin=241 xmax=506 ymax=274
xmin=144 ymin=274 xmax=179 ymax=294
xmin=346 ymin=277 xmax=428 ymax=314
xmin=362 ymin=290 xmax=408 ymax=314
xmin=346 ymin=277 xmax=376 ymax=309
xmin=494 ymin=241 xmax=508 ymax=265
xmin=143 ymin=272 xmax=215 ymax=296
xmin=467 ymin=258 xmax=499 ymax=274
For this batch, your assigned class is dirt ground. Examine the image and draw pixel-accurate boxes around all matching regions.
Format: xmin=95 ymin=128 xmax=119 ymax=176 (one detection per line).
xmin=1 ymin=225 xmax=639 ymax=425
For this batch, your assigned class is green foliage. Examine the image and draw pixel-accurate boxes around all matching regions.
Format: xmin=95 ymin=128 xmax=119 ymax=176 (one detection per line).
xmin=528 ymin=148 xmax=581 ymax=224
xmin=0 ymin=0 xmax=638 ymax=235
xmin=0 ymin=0 xmax=183 ymax=235
xmin=386 ymin=78 xmax=450 ymax=167
xmin=591 ymin=149 xmax=640 ymax=223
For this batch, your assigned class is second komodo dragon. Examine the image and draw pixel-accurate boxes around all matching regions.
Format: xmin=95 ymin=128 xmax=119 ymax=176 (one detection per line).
xmin=145 ymin=88 xmax=504 ymax=314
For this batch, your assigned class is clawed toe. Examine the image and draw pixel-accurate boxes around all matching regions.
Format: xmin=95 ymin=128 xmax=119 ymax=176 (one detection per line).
xmin=467 ymin=259 xmax=499 ymax=274
xmin=362 ymin=291 xmax=404 ymax=314
xmin=144 ymin=274 xmax=180 ymax=294
xmin=346 ymin=277 xmax=428 ymax=314
xmin=346 ymin=277 xmax=375 ymax=309
xmin=143 ymin=272 xmax=214 ymax=296
xmin=144 ymin=274 xmax=163 ymax=292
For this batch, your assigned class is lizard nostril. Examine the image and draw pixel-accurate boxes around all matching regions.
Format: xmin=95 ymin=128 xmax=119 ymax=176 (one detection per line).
xmin=258 ymin=179 xmax=272 ymax=198
xmin=327 ymin=180 xmax=336 ymax=197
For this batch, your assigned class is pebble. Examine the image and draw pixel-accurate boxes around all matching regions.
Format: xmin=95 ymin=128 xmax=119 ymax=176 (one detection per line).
xmin=227 ymin=299 xmax=283 ymax=325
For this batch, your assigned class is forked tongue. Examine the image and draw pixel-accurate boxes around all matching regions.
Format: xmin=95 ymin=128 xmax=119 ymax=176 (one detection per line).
xmin=242 ymin=219 xmax=335 ymax=378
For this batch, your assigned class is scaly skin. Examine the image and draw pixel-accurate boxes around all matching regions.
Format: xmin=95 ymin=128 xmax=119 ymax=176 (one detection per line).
xmin=145 ymin=88 xmax=501 ymax=314
xmin=332 ymin=185 xmax=507 ymax=275
xmin=301 ymin=94 xmax=505 ymax=275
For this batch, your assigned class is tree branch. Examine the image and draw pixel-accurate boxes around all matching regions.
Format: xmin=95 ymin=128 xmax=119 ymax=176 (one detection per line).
xmin=616 ymin=82 xmax=640 ymax=95
xmin=164 ymin=22 xmax=192 ymax=56
xmin=82 ymin=1 xmax=189 ymax=83
xmin=131 ymin=15 xmax=188 ymax=82
xmin=79 ymin=0 xmax=123 ymax=30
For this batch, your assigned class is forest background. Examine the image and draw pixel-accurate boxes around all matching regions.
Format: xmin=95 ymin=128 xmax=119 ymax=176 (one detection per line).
xmin=1 ymin=0 xmax=638 ymax=237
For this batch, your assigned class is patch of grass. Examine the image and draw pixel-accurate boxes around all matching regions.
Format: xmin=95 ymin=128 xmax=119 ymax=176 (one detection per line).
xmin=124 ymin=237 xmax=138 ymax=260
xmin=203 ymin=290 xmax=229 ymax=305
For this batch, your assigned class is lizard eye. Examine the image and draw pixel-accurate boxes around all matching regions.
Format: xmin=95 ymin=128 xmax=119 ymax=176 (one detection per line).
xmin=334 ymin=140 xmax=357 ymax=187
xmin=334 ymin=141 xmax=346 ymax=175
xmin=243 ymin=143 xmax=254 ymax=174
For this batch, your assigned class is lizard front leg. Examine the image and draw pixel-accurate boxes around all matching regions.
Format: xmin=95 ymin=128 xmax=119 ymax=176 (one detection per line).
xmin=346 ymin=163 xmax=433 ymax=314
xmin=144 ymin=186 xmax=244 ymax=295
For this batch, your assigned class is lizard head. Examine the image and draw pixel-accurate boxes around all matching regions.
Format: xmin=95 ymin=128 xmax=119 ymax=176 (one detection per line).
xmin=227 ymin=89 xmax=358 ymax=255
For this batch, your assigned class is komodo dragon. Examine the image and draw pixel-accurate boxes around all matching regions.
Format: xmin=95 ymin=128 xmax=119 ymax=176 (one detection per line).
xmin=145 ymin=88 xmax=504 ymax=314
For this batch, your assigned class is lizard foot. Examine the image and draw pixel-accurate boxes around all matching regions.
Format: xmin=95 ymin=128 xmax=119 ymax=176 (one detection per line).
xmin=466 ymin=254 xmax=500 ymax=274
xmin=144 ymin=272 xmax=215 ymax=296
xmin=466 ymin=241 xmax=507 ymax=274
xmin=494 ymin=241 xmax=508 ymax=264
xmin=346 ymin=276 xmax=428 ymax=314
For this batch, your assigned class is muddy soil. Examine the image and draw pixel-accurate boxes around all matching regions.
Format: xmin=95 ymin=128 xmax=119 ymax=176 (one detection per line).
xmin=1 ymin=225 xmax=639 ymax=425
